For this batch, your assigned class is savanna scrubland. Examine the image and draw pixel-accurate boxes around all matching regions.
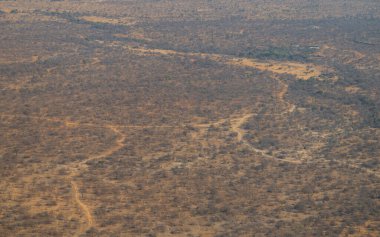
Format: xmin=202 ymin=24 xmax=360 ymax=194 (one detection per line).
xmin=0 ymin=0 xmax=379 ymax=236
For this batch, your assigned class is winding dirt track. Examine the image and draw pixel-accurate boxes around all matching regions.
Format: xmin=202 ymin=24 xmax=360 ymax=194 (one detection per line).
xmin=276 ymin=79 xmax=296 ymax=114
xmin=125 ymin=46 xmax=323 ymax=80
xmin=231 ymin=113 xmax=254 ymax=142
xmin=68 ymin=124 xmax=127 ymax=235
xmin=226 ymin=77 xmax=380 ymax=176
xmin=226 ymin=72 xmax=301 ymax=164
xmin=79 ymin=125 xmax=126 ymax=165
xmin=69 ymin=124 xmax=130 ymax=235
xmin=0 ymin=45 xmax=377 ymax=235
xmin=0 ymin=113 xmax=130 ymax=235
xmin=230 ymin=112 xmax=301 ymax=164
xmin=228 ymin=110 xmax=380 ymax=177
xmin=71 ymin=180 xmax=94 ymax=234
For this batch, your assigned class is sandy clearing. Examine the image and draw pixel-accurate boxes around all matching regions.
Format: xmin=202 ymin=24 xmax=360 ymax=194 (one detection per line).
xmin=79 ymin=16 xmax=136 ymax=26
xmin=126 ymin=46 xmax=324 ymax=80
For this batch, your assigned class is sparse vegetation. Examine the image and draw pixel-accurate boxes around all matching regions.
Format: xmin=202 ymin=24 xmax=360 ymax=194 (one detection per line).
xmin=0 ymin=0 xmax=379 ymax=236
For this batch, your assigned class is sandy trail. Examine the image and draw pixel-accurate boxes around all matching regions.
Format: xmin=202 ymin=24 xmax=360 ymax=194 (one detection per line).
xmin=0 ymin=113 xmax=130 ymax=234
xmin=276 ymin=80 xmax=296 ymax=114
xmin=126 ymin=46 xmax=323 ymax=80
xmin=229 ymin=112 xmax=301 ymax=164
xmin=79 ymin=125 xmax=126 ymax=165
xmin=71 ymin=180 xmax=94 ymax=234
xmin=231 ymin=113 xmax=254 ymax=142
xmin=1 ymin=64 xmax=378 ymax=233
xmin=226 ymin=72 xmax=300 ymax=164
xmin=228 ymin=110 xmax=379 ymax=177
xmin=67 ymin=125 xmax=129 ymax=235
